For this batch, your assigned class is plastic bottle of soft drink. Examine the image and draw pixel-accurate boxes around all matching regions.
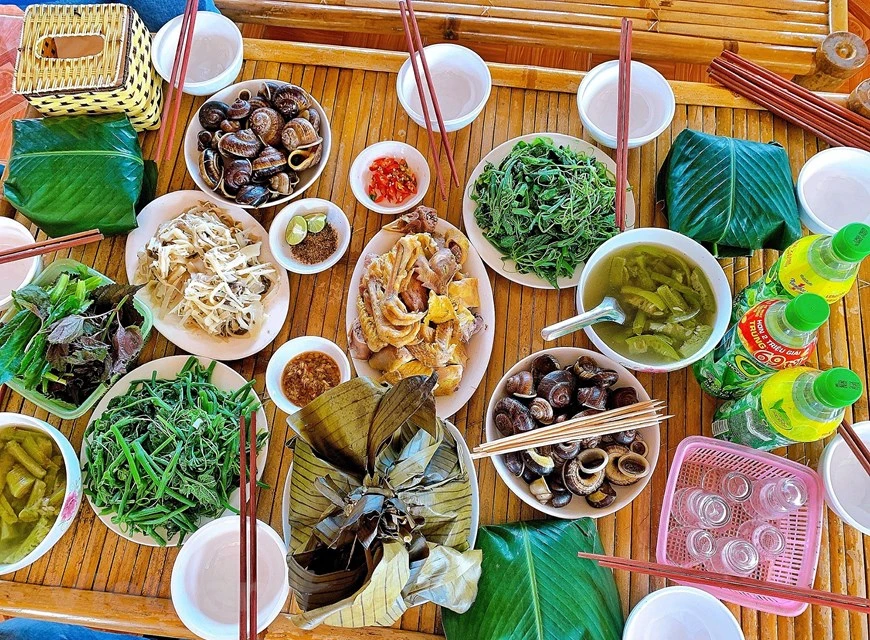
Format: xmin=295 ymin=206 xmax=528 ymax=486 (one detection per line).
xmin=712 ymin=366 xmax=863 ymax=451
xmin=732 ymin=222 xmax=870 ymax=322
xmin=693 ymin=293 xmax=829 ymax=399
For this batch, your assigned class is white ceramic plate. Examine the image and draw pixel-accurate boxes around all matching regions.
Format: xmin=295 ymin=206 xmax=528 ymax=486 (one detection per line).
xmin=183 ymin=78 xmax=331 ymax=209
xmin=485 ymin=347 xmax=659 ymax=519
xmin=345 ymin=219 xmax=495 ymax=417
xmin=462 ymin=132 xmax=636 ymax=289
xmin=82 ymin=356 xmax=269 ymax=547
xmin=281 ymin=419 xmax=478 ymax=550
xmin=125 ymin=190 xmax=290 ymax=361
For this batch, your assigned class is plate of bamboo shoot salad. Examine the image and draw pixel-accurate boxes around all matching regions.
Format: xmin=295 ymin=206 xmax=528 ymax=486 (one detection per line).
xmin=81 ymin=356 xmax=269 ymax=547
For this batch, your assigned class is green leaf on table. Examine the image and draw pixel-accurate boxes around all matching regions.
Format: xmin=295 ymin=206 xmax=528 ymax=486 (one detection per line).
xmin=657 ymin=129 xmax=802 ymax=257
xmin=11 ymin=285 xmax=51 ymax=320
xmin=442 ymin=519 xmax=624 ymax=640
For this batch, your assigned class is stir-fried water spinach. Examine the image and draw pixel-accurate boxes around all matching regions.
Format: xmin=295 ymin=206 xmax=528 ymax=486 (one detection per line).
xmin=472 ymin=137 xmax=619 ymax=286
xmin=83 ymin=357 xmax=266 ymax=545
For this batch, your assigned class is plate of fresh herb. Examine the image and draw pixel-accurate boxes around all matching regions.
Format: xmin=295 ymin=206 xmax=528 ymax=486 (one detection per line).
xmin=463 ymin=133 xmax=635 ymax=289
xmin=81 ymin=355 xmax=268 ymax=547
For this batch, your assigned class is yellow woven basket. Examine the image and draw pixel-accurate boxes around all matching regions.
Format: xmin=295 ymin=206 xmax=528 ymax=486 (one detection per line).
xmin=13 ymin=3 xmax=162 ymax=132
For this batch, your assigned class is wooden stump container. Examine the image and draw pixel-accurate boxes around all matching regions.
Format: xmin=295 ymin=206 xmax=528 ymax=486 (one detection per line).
xmin=793 ymin=32 xmax=868 ymax=91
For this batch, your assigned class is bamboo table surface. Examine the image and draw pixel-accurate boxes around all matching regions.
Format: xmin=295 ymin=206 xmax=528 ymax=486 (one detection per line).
xmin=0 ymin=38 xmax=868 ymax=640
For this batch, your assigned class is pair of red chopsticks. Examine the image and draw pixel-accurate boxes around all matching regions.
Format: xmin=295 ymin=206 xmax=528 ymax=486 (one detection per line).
xmin=154 ymin=0 xmax=200 ymax=164
xmin=838 ymin=420 xmax=870 ymax=478
xmin=0 ymin=229 xmax=104 ymax=266
xmin=239 ymin=413 xmax=258 ymax=640
xmin=614 ymin=18 xmax=632 ymax=232
xmin=397 ymin=0 xmax=459 ymax=201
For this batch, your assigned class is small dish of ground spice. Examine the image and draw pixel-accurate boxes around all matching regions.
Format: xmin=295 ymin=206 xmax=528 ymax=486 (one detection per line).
xmin=269 ymin=198 xmax=351 ymax=275
xmin=265 ymin=336 xmax=352 ymax=416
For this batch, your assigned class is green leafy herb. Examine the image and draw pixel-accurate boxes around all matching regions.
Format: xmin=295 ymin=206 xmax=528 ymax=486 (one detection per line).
xmin=471 ymin=137 xmax=620 ymax=287
xmin=82 ymin=357 xmax=266 ymax=545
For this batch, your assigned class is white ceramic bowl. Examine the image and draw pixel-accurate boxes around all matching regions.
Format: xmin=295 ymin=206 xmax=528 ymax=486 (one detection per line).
xmin=171 ymin=517 xmax=289 ymax=640
xmin=575 ymin=228 xmax=731 ymax=373
xmin=0 ymin=413 xmax=82 ymax=576
xmin=349 ymin=141 xmax=430 ymax=215
xmin=0 ymin=218 xmax=40 ymax=312
xmin=152 ymin=12 xmax=243 ymax=96
xmin=577 ymin=60 xmax=675 ymax=149
xmin=184 ymin=79 xmax=331 ymax=209
xmin=797 ymin=147 xmax=870 ymax=234
xmin=819 ymin=420 xmax=870 ymax=536
xmin=266 ymin=337 xmax=352 ymax=417
xmin=268 ymin=198 xmax=351 ymax=274
xmin=485 ymin=348 xmax=660 ymax=519
xmin=623 ymin=586 xmax=745 ymax=640
xmin=397 ymin=44 xmax=491 ymax=133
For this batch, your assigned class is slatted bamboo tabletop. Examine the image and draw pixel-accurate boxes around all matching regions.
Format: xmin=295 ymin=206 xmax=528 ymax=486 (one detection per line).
xmin=0 ymin=39 xmax=868 ymax=640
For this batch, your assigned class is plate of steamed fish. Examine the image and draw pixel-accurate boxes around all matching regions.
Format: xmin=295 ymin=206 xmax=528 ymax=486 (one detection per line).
xmin=346 ymin=207 xmax=495 ymax=417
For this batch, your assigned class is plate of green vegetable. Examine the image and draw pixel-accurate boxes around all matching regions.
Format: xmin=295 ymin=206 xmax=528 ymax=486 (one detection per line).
xmin=81 ymin=356 xmax=268 ymax=547
xmin=463 ymin=133 xmax=635 ymax=289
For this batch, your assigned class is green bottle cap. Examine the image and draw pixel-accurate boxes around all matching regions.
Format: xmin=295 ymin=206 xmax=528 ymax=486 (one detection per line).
xmin=813 ymin=368 xmax=864 ymax=408
xmin=784 ymin=293 xmax=829 ymax=332
xmin=831 ymin=223 xmax=870 ymax=263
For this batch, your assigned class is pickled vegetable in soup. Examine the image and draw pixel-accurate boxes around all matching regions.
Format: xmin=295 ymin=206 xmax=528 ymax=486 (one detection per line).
xmin=583 ymin=245 xmax=716 ymax=365
xmin=0 ymin=427 xmax=66 ymax=565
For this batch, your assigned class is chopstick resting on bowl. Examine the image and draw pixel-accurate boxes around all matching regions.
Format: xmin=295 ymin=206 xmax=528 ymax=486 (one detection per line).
xmin=0 ymin=229 xmax=103 ymax=265
xmin=578 ymin=553 xmax=870 ymax=614
xmin=838 ymin=420 xmax=870 ymax=477
xmin=239 ymin=412 xmax=258 ymax=640
xmin=615 ymin=18 xmax=632 ymax=232
xmin=155 ymin=0 xmax=199 ymax=165
xmin=471 ymin=400 xmax=668 ymax=459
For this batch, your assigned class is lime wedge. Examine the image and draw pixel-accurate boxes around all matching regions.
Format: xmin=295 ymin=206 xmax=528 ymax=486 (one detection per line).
xmin=286 ymin=215 xmax=308 ymax=245
xmin=306 ymin=213 xmax=327 ymax=233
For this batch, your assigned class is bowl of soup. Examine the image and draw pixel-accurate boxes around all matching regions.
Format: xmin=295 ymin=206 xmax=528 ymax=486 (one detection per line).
xmin=576 ymin=228 xmax=731 ymax=373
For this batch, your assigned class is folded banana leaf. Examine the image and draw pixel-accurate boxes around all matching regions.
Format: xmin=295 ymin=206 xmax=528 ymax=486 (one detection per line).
xmin=657 ymin=129 xmax=801 ymax=257
xmin=285 ymin=375 xmax=481 ymax=629
xmin=3 ymin=114 xmax=154 ymax=238
xmin=442 ymin=519 xmax=624 ymax=640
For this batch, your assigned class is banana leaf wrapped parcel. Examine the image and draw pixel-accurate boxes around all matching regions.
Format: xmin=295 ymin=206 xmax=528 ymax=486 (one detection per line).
xmin=285 ymin=375 xmax=482 ymax=629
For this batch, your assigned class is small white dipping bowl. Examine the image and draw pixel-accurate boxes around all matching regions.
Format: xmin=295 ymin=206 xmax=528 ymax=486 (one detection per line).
xmin=269 ymin=198 xmax=351 ymax=275
xmin=577 ymin=60 xmax=675 ymax=149
xmin=797 ymin=147 xmax=870 ymax=234
xmin=349 ymin=141 xmax=430 ymax=215
xmin=623 ymin=586 xmax=745 ymax=640
xmin=819 ymin=420 xmax=870 ymax=536
xmin=575 ymin=228 xmax=731 ymax=373
xmin=171 ymin=517 xmax=289 ymax=640
xmin=266 ymin=336 xmax=352 ymax=417
xmin=152 ymin=12 xmax=243 ymax=96
xmin=0 ymin=218 xmax=40 ymax=312
xmin=0 ymin=413 xmax=82 ymax=576
xmin=397 ymin=44 xmax=491 ymax=133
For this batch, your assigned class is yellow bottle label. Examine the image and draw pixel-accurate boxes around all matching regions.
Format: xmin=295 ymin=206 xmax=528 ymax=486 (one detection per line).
xmin=777 ymin=235 xmax=857 ymax=303
xmin=760 ymin=367 xmax=841 ymax=443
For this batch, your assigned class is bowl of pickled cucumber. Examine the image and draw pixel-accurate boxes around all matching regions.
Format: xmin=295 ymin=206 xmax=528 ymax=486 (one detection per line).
xmin=576 ymin=228 xmax=731 ymax=373
xmin=0 ymin=413 xmax=81 ymax=574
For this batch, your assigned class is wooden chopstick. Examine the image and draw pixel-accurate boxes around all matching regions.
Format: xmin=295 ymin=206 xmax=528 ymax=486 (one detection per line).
xmin=403 ymin=0 xmax=460 ymax=188
xmin=615 ymin=18 xmax=632 ymax=232
xmin=578 ymin=553 xmax=870 ymax=614
xmin=838 ymin=420 xmax=870 ymax=477
xmin=398 ymin=1 xmax=447 ymax=201
xmin=239 ymin=414 xmax=248 ymax=640
xmin=248 ymin=412 xmax=258 ymax=640
xmin=0 ymin=230 xmax=103 ymax=265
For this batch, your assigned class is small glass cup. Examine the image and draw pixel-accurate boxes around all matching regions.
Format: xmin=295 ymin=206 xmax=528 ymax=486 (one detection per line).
xmin=747 ymin=477 xmax=808 ymax=520
xmin=707 ymin=537 xmax=760 ymax=577
xmin=737 ymin=520 xmax=787 ymax=559
xmin=667 ymin=527 xmax=716 ymax=568
xmin=701 ymin=468 xmax=753 ymax=504
xmin=672 ymin=488 xmax=732 ymax=529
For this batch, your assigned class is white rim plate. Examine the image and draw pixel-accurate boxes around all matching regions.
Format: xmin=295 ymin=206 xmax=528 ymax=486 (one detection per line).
xmin=345 ymin=219 xmax=495 ymax=417
xmin=125 ymin=190 xmax=290 ymax=361
xmin=462 ymin=132 xmax=636 ymax=289
xmin=82 ymin=356 xmax=269 ymax=547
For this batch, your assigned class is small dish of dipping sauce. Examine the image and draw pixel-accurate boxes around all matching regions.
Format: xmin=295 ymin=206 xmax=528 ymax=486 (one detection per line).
xmin=269 ymin=198 xmax=351 ymax=275
xmin=797 ymin=147 xmax=870 ymax=234
xmin=0 ymin=218 xmax=40 ymax=312
xmin=577 ymin=60 xmax=675 ymax=149
xmin=349 ymin=141 xmax=430 ymax=215
xmin=266 ymin=336 xmax=352 ymax=416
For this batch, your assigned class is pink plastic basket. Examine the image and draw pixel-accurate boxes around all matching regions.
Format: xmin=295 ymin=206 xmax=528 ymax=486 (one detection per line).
xmin=656 ymin=436 xmax=824 ymax=616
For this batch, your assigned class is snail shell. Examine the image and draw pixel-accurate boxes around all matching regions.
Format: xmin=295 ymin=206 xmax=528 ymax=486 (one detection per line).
xmin=531 ymin=354 xmax=561 ymax=385
xmin=523 ymin=449 xmax=555 ymax=476
xmin=199 ymin=148 xmax=222 ymax=190
xmin=576 ymin=448 xmax=609 ymax=474
xmin=249 ymin=107 xmax=284 ymax=147
xmin=503 ymin=451 xmax=524 ymax=477
xmin=592 ymin=369 xmax=620 ymax=388
xmin=197 ymin=129 xmax=214 ymax=151
xmin=529 ymin=477 xmax=553 ymax=505
xmin=227 ymin=96 xmax=252 ymax=120
xmin=551 ymin=441 xmax=582 ymax=463
xmin=249 ymin=95 xmax=271 ymax=111
xmin=223 ymin=158 xmax=253 ymax=191
xmin=199 ymin=100 xmax=229 ymax=131
xmin=536 ymin=370 xmax=576 ymax=409
xmin=268 ymin=171 xmax=297 ymax=196
xmin=494 ymin=397 xmax=535 ymax=433
xmin=529 ymin=397 xmax=554 ymax=424
xmin=571 ymin=355 xmax=600 ymax=381
xmin=300 ymin=107 xmax=321 ymax=132
xmin=218 ymin=129 xmax=262 ymax=158
xmin=272 ymin=83 xmax=312 ymax=119
xmin=576 ymin=385 xmax=608 ymax=411
xmin=235 ymin=184 xmax=270 ymax=207
xmin=630 ymin=439 xmax=649 ymax=457
xmin=612 ymin=429 xmax=637 ymax=446
xmin=608 ymin=387 xmax=639 ymax=409
xmin=251 ymin=146 xmax=287 ymax=181
xmin=288 ymin=140 xmax=322 ymax=172
xmin=281 ymin=117 xmax=319 ymax=152
xmin=562 ymin=459 xmax=605 ymax=496
xmin=505 ymin=370 xmax=535 ymax=398
xmin=586 ymin=481 xmax=617 ymax=509
xmin=617 ymin=453 xmax=651 ymax=480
